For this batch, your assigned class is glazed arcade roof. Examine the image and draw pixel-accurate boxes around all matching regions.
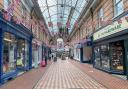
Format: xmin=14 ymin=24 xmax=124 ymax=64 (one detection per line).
xmin=38 ymin=0 xmax=88 ymax=34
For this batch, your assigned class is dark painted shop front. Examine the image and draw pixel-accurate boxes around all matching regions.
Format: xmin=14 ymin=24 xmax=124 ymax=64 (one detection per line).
xmin=93 ymin=13 xmax=128 ymax=78
xmin=0 ymin=12 xmax=33 ymax=83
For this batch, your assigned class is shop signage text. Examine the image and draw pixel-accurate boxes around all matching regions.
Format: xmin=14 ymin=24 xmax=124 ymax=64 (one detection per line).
xmin=93 ymin=15 xmax=128 ymax=41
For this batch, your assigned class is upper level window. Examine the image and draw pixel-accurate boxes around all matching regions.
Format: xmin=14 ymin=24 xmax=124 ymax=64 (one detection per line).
xmin=98 ymin=8 xmax=104 ymax=27
xmin=21 ymin=3 xmax=26 ymax=17
xmin=4 ymin=0 xmax=11 ymax=10
xmin=114 ymin=0 xmax=124 ymax=16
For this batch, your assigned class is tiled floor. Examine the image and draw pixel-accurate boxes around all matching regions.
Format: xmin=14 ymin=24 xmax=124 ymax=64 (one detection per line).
xmin=112 ymin=74 xmax=127 ymax=80
xmin=70 ymin=60 xmax=128 ymax=89
xmin=1 ymin=59 xmax=128 ymax=89
xmin=0 ymin=61 xmax=52 ymax=89
xmin=34 ymin=59 xmax=106 ymax=89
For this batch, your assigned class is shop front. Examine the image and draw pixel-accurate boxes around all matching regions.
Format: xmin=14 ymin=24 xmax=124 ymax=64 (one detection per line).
xmin=42 ymin=44 xmax=48 ymax=64
xmin=42 ymin=44 xmax=45 ymax=60
xmin=69 ymin=46 xmax=74 ymax=59
xmin=47 ymin=47 xmax=51 ymax=61
xmin=93 ymin=13 xmax=128 ymax=75
xmin=0 ymin=14 xmax=33 ymax=83
xmin=81 ymin=38 xmax=92 ymax=63
xmin=73 ymin=43 xmax=82 ymax=62
xmin=32 ymin=39 xmax=42 ymax=68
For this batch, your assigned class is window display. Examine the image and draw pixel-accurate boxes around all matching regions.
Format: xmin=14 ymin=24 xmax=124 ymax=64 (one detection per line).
xmin=32 ymin=44 xmax=38 ymax=63
xmin=94 ymin=47 xmax=101 ymax=67
xmin=16 ymin=39 xmax=25 ymax=67
xmin=32 ymin=44 xmax=39 ymax=67
xmin=3 ymin=32 xmax=16 ymax=73
xmin=24 ymin=40 xmax=29 ymax=67
xmin=76 ymin=49 xmax=80 ymax=60
xmin=17 ymin=39 xmax=29 ymax=68
xmin=100 ymin=45 xmax=110 ymax=69
xmin=110 ymin=41 xmax=124 ymax=71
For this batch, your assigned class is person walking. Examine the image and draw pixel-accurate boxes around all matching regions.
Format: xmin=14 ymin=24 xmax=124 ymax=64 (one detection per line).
xmin=53 ymin=52 xmax=57 ymax=62
xmin=45 ymin=54 xmax=47 ymax=65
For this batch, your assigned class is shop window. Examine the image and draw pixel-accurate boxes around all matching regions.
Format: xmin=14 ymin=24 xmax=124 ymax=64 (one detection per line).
xmin=24 ymin=40 xmax=29 ymax=67
xmin=21 ymin=3 xmax=27 ymax=23
xmin=110 ymin=40 xmax=124 ymax=71
xmin=114 ymin=0 xmax=124 ymax=16
xmin=76 ymin=49 xmax=80 ymax=60
xmin=94 ymin=46 xmax=101 ymax=67
xmin=100 ymin=45 xmax=110 ymax=69
xmin=32 ymin=44 xmax=39 ymax=65
xmin=3 ymin=32 xmax=16 ymax=73
xmin=98 ymin=8 xmax=104 ymax=27
xmin=4 ymin=0 xmax=11 ymax=10
xmin=16 ymin=38 xmax=29 ymax=68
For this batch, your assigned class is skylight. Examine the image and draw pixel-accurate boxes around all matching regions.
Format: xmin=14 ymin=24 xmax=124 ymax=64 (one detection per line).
xmin=38 ymin=0 xmax=88 ymax=35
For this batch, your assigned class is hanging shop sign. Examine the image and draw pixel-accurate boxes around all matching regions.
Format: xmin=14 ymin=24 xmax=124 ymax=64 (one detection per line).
xmin=93 ymin=15 xmax=128 ymax=41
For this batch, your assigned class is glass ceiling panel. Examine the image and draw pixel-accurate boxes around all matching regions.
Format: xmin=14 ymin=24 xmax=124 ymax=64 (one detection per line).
xmin=40 ymin=7 xmax=47 ymax=12
xmin=72 ymin=10 xmax=79 ymax=19
xmin=47 ymin=0 xmax=57 ymax=6
xmin=38 ymin=0 xmax=46 ymax=7
xmin=50 ymin=15 xmax=58 ymax=18
xmin=43 ymin=10 xmax=49 ymax=18
xmin=51 ymin=19 xmax=58 ymax=22
xmin=76 ymin=0 xmax=87 ymax=11
xmin=49 ymin=7 xmax=57 ymax=16
xmin=38 ymin=0 xmax=89 ymax=34
xmin=71 ymin=0 xmax=78 ymax=7
xmin=65 ymin=0 xmax=72 ymax=6
xmin=57 ymin=0 xmax=62 ymax=4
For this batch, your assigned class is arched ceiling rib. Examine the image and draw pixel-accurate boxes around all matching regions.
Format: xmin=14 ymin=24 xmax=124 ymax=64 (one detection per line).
xmin=41 ymin=4 xmax=80 ymax=13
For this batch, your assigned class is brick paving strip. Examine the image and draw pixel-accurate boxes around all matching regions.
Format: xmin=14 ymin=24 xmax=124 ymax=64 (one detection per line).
xmin=70 ymin=60 xmax=128 ymax=89
xmin=34 ymin=59 xmax=107 ymax=89
xmin=0 ymin=61 xmax=52 ymax=89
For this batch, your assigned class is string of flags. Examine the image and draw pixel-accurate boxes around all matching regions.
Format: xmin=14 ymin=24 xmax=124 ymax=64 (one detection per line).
xmin=48 ymin=15 xmax=128 ymax=31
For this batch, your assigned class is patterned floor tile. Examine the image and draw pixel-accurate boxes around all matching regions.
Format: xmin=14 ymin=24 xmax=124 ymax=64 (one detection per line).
xmin=34 ymin=59 xmax=106 ymax=89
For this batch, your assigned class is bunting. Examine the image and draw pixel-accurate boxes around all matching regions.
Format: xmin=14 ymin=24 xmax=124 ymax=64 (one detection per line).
xmin=4 ymin=3 xmax=14 ymax=21
xmin=16 ymin=17 xmax=21 ymax=24
xmin=117 ymin=19 xmax=122 ymax=24
xmin=125 ymin=16 xmax=128 ymax=22
xmin=66 ymin=20 xmax=70 ymax=28
xmin=14 ymin=0 xmax=20 ymax=5
xmin=57 ymin=22 xmax=62 ymax=27
xmin=48 ymin=22 xmax=53 ymax=27
xmin=74 ymin=20 xmax=78 ymax=28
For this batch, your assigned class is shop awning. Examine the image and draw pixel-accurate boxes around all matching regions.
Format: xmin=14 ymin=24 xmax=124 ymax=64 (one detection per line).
xmin=77 ymin=38 xmax=92 ymax=47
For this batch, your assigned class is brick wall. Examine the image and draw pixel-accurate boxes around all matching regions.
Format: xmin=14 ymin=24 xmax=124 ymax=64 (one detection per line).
xmin=0 ymin=0 xmax=3 ymax=9
xmin=93 ymin=0 xmax=128 ymax=31
xmin=0 ymin=0 xmax=48 ymax=43
xmin=124 ymin=0 xmax=128 ymax=11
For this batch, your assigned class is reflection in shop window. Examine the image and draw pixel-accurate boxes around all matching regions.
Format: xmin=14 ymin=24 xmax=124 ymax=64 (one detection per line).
xmin=24 ymin=40 xmax=29 ymax=67
xmin=17 ymin=39 xmax=24 ymax=67
xmin=4 ymin=0 xmax=11 ymax=10
xmin=110 ymin=41 xmax=124 ymax=71
xmin=94 ymin=46 xmax=101 ymax=67
xmin=114 ymin=0 xmax=124 ymax=16
xmin=16 ymin=39 xmax=29 ymax=68
xmin=3 ymin=32 xmax=16 ymax=73
xmin=32 ymin=44 xmax=39 ymax=65
xmin=100 ymin=45 xmax=110 ymax=69
xmin=98 ymin=8 xmax=104 ymax=27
